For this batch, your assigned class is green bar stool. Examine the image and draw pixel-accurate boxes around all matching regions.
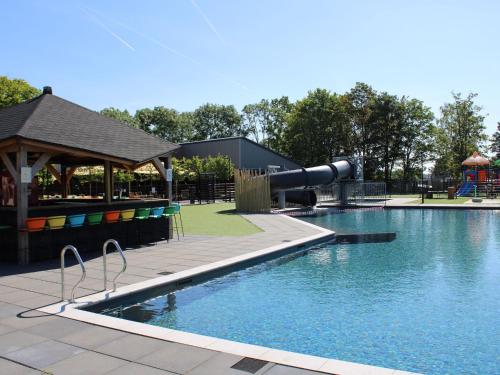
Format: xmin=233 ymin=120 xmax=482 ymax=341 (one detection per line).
xmin=134 ymin=207 xmax=151 ymax=220
xmin=86 ymin=212 xmax=103 ymax=225
xmin=163 ymin=206 xmax=179 ymax=240
xmin=134 ymin=208 xmax=151 ymax=244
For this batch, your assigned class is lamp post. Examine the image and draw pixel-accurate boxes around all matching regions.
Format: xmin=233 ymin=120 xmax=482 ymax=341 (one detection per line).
xmin=421 ymin=158 xmax=425 ymax=204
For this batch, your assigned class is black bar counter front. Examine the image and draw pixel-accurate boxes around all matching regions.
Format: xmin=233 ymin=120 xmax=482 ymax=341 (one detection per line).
xmin=0 ymin=199 xmax=171 ymax=263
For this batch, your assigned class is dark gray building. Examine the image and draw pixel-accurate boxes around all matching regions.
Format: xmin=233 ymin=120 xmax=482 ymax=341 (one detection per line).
xmin=177 ymin=137 xmax=301 ymax=170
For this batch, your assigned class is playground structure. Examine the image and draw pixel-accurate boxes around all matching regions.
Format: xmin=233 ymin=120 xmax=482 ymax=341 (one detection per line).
xmin=456 ymin=152 xmax=500 ymax=198
xmin=235 ymin=159 xmax=357 ymax=212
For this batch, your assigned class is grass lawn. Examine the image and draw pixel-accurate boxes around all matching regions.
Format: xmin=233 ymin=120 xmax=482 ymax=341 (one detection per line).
xmin=407 ymin=197 xmax=469 ymax=204
xmin=179 ymin=202 xmax=262 ymax=236
xmin=389 ymin=194 xmax=420 ymax=198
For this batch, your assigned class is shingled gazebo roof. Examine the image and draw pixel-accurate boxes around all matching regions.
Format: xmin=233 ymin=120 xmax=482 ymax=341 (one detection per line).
xmin=0 ymin=89 xmax=179 ymax=165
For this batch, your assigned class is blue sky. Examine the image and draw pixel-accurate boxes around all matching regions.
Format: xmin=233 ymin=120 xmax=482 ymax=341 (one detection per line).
xmin=1 ymin=0 xmax=499 ymax=134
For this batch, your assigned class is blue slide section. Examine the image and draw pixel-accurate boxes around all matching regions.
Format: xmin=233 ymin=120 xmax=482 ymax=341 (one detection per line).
xmin=456 ymin=182 xmax=473 ymax=196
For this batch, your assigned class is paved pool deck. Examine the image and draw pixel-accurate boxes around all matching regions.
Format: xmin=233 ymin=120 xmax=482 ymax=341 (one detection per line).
xmin=0 ymin=214 xmax=360 ymax=375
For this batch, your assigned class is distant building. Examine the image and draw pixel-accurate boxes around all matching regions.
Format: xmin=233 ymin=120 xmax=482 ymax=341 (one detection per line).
xmin=177 ymin=137 xmax=301 ymax=171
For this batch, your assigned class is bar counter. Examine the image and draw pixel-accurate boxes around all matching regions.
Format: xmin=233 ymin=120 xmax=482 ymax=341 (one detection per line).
xmin=0 ymin=199 xmax=171 ymax=262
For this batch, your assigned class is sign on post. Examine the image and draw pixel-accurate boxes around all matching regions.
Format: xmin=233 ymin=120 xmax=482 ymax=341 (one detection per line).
xmin=21 ymin=167 xmax=32 ymax=183
xmin=166 ymin=168 xmax=173 ymax=182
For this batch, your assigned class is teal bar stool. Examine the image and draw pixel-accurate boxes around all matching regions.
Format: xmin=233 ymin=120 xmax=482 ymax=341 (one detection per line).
xmin=150 ymin=207 xmax=165 ymax=218
xmin=171 ymin=202 xmax=184 ymax=237
xmin=163 ymin=206 xmax=179 ymax=240
xmin=66 ymin=214 xmax=86 ymax=228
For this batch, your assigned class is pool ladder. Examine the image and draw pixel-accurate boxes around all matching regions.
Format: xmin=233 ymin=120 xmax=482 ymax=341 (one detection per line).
xmin=102 ymin=239 xmax=127 ymax=292
xmin=60 ymin=239 xmax=127 ymax=303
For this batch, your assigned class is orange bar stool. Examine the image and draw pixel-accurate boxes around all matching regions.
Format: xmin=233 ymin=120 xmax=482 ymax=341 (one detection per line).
xmin=25 ymin=217 xmax=47 ymax=232
xmin=104 ymin=211 xmax=120 ymax=224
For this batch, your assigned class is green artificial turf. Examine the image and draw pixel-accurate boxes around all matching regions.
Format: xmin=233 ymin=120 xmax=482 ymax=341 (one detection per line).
xmin=179 ymin=202 xmax=262 ymax=236
xmin=408 ymin=197 xmax=469 ymax=204
xmin=389 ymin=194 xmax=420 ymax=198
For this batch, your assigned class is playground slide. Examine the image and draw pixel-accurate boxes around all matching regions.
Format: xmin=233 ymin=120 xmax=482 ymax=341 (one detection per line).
xmin=269 ymin=160 xmax=355 ymax=206
xmin=456 ymin=182 xmax=473 ymax=197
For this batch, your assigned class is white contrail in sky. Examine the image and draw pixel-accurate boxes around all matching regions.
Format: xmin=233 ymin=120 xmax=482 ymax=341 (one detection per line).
xmin=189 ymin=0 xmax=226 ymax=45
xmin=80 ymin=6 xmax=249 ymax=91
xmin=81 ymin=7 xmax=135 ymax=52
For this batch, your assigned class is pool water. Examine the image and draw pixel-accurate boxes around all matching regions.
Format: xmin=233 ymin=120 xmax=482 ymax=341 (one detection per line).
xmin=101 ymin=209 xmax=500 ymax=374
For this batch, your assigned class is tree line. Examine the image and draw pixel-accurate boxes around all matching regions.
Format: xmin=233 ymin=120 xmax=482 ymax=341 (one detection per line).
xmin=0 ymin=76 xmax=494 ymax=180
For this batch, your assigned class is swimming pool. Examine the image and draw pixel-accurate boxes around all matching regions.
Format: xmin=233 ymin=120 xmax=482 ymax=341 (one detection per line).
xmin=90 ymin=209 xmax=500 ymax=374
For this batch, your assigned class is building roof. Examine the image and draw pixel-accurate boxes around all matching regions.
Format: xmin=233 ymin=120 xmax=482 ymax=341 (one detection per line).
xmin=0 ymin=91 xmax=179 ymax=164
xmin=180 ymin=136 xmax=300 ymax=167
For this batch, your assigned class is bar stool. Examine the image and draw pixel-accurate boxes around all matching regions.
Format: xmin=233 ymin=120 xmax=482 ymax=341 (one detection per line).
xmin=134 ymin=208 xmax=151 ymax=243
xmin=171 ymin=202 xmax=184 ymax=237
xmin=46 ymin=216 xmax=66 ymax=230
xmin=120 ymin=209 xmax=136 ymax=246
xmin=46 ymin=215 xmax=67 ymax=258
xmin=25 ymin=217 xmax=47 ymax=232
xmin=66 ymin=214 xmax=86 ymax=228
xmin=163 ymin=206 xmax=179 ymax=240
xmin=66 ymin=214 xmax=86 ymax=250
xmin=86 ymin=212 xmax=103 ymax=225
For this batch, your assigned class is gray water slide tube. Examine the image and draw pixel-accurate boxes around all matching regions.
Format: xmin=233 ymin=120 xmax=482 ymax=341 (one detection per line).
xmin=269 ymin=160 xmax=355 ymax=206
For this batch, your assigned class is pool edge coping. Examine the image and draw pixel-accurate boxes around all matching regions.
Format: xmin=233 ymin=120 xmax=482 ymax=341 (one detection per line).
xmin=38 ymin=214 xmax=418 ymax=375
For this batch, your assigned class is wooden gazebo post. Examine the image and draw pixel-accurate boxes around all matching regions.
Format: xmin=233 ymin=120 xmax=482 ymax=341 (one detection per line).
xmin=104 ymin=160 xmax=113 ymax=204
xmin=16 ymin=145 xmax=29 ymax=265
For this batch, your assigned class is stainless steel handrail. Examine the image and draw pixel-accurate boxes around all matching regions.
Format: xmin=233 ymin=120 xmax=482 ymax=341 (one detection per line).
xmin=103 ymin=239 xmax=127 ymax=292
xmin=61 ymin=245 xmax=86 ymax=303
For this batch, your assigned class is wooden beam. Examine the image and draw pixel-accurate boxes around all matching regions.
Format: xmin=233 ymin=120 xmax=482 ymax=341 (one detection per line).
xmin=0 ymin=152 xmax=18 ymax=183
xmin=104 ymin=160 xmax=112 ymax=204
xmin=61 ymin=166 xmax=68 ymax=198
xmin=46 ymin=164 xmax=61 ymax=183
xmin=151 ymin=157 xmax=167 ymax=181
xmin=66 ymin=167 xmax=77 ymax=181
xmin=16 ymin=145 xmax=29 ymax=265
xmin=30 ymin=153 xmax=51 ymax=178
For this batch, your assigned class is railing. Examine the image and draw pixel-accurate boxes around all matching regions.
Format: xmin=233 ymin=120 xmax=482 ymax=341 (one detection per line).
xmin=60 ymin=245 xmax=86 ymax=303
xmin=102 ymin=239 xmax=127 ymax=292
xmin=315 ymin=181 xmax=387 ymax=205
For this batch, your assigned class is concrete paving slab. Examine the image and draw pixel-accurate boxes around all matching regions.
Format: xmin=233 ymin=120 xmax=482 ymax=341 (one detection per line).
xmin=0 ymin=331 xmax=48 ymax=354
xmin=58 ymin=325 xmax=128 ymax=349
xmin=0 ymin=358 xmax=40 ymax=375
xmin=137 ymin=342 xmax=218 ymax=374
xmin=95 ymin=333 xmax=169 ymax=361
xmin=3 ymin=339 xmax=85 ymax=368
xmin=104 ymin=362 xmax=176 ymax=375
xmin=44 ymin=350 xmax=128 ymax=375
xmin=25 ymin=317 xmax=92 ymax=339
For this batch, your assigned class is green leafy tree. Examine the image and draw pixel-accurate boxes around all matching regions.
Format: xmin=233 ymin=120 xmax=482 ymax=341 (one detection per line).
xmin=398 ymin=98 xmax=435 ymax=180
xmin=343 ymin=82 xmax=379 ymax=179
xmin=135 ymin=106 xmax=187 ymax=143
xmin=369 ymin=92 xmax=403 ymax=181
xmin=172 ymin=155 xmax=234 ymax=182
xmin=191 ymin=103 xmax=246 ymax=140
xmin=434 ymin=93 xmax=487 ymax=177
xmin=0 ymin=76 xmax=40 ymax=109
xmin=100 ymin=107 xmax=138 ymax=128
xmin=284 ymin=89 xmax=353 ymax=167
xmin=490 ymin=122 xmax=500 ymax=159
xmin=242 ymin=97 xmax=293 ymax=154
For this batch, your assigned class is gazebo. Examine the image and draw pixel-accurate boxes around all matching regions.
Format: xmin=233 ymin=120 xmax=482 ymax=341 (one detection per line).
xmin=0 ymin=87 xmax=179 ymax=264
